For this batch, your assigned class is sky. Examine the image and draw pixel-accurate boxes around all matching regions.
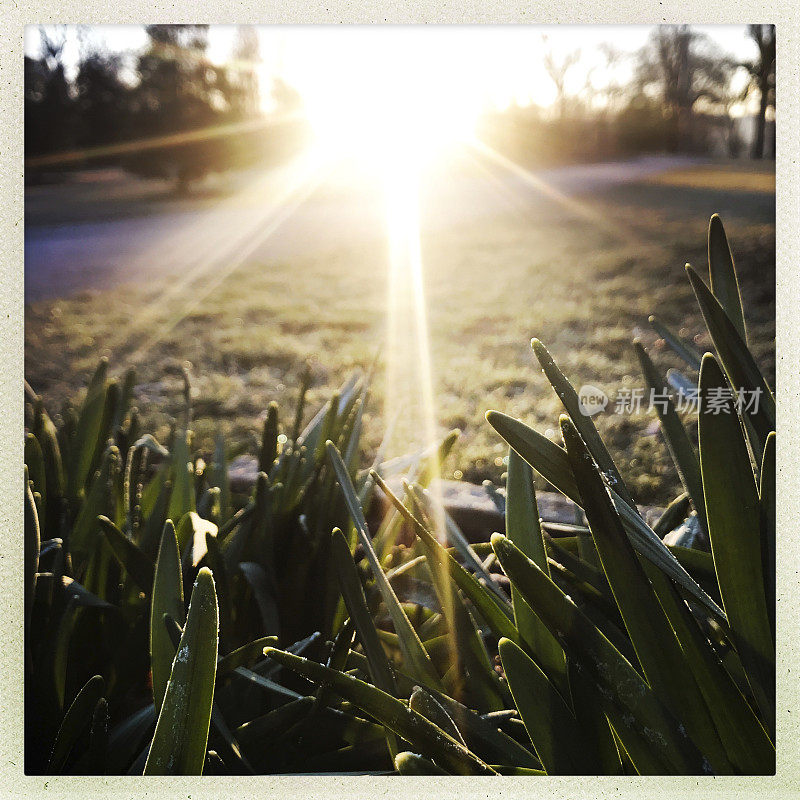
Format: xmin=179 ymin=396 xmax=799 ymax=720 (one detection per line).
xmin=25 ymin=24 xmax=760 ymax=118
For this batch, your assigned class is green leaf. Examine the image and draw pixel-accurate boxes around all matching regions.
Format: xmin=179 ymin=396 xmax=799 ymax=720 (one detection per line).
xmin=708 ymin=214 xmax=747 ymax=344
xmin=561 ymin=417 xmax=732 ymax=774
xmin=25 ymin=467 xmax=40 ymax=634
xmin=258 ymin=402 xmax=279 ymax=474
xmin=760 ymin=431 xmax=776 ymax=638
xmin=331 ymin=529 xmax=398 ymax=700
xmin=31 ymin=400 xmax=65 ymax=536
xmin=634 ymin=340 xmax=708 ymax=534
xmin=216 ymin=636 xmax=277 ymax=681
xmin=486 ymin=410 xmax=725 ymax=621
xmin=491 ymin=533 xmax=710 ymax=775
xmin=394 ymin=751 xmax=449 ymax=775
xmin=531 ymin=338 xmax=635 ymax=508
xmin=371 ymin=472 xmax=519 ymax=647
xmin=168 ymin=430 xmax=195 ymax=524
xmin=144 ymin=567 xmax=219 ymax=775
xmin=405 ymin=492 xmax=507 ymax=711
xmin=98 ymin=515 xmax=155 ymax=594
xmin=648 ymin=315 xmax=704 ymax=371
xmin=409 ymin=686 xmax=466 ymax=745
xmin=499 ymin=637 xmax=594 ymax=774
xmin=506 ymin=449 xmax=566 ymax=693
xmin=150 ymin=520 xmax=185 ymax=713
xmin=687 ymin=265 xmax=774 ymax=457
xmin=48 ymin=675 xmax=105 ymax=772
xmin=327 ymin=442 xmax=441 ymax=689
xmin=264 ymin=647 xmax=496 ymax=775
xmin=70 ymin=358 xmax=108 ymax=499
xmin=70 ymin=447 xmax=120 ymax=566
xmin=699 ymin=354 xmax=774 ymax=733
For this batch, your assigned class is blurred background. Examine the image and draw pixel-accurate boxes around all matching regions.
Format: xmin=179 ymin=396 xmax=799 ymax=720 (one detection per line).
xmin=24 ymin=25 xmax=775 ymax=505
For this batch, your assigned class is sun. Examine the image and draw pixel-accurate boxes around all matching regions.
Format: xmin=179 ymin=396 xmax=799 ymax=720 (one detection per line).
xmin=300 ymin=43 xmax=480 ymax=173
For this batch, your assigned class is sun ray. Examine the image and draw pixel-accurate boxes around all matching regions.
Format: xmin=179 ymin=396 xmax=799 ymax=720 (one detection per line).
xmin=468 ymin=138 xmax=644 ymax=246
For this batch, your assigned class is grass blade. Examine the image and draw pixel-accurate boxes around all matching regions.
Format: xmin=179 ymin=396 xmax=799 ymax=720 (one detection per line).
xmin=760 ymin=431 xmax=776 ymax=638
xmin=699 ymin=354 xmax=774 ymax=733
xmin=326 ymin=441 xmax=442 ymax=689
xmin=98 ymin=515 xmax=154 ymax=594
xmin=372 ymin=472 xmax=519 ymax=646
xmin=687 ymin=265 xmax=775 ymax=456
xmin=264 ymin=647 xmax=496 ymax=775
xmin=331 ymin=526 xmax=399 ymax=758
xmin=150 ymin=520 xmax=185 ymax=712
xmin=144 ymin=567 xmax=219 ymax=775
xmin=708 ymin=214 xmax=747 ymax=344
xmin=499 ymin=637 xmax=595 ymax=774
xmin=48 ymin=675 xmax=105 ymax=772
xmin=561 ymin=417 xmax=732 ymax=773
xmin=634 ymin=340 xmax=707 ymax=534
xmin=648 ymin=315 xmax=704 ymax=371
xmin=491 ymin=533 xmax=710 ymax=775
xmin=532 ymin=338 xmax=635 ymax=508
xmin=486 ymin=410 xmax=725 ymax=620
xmin=506 ymin=449 xmax=566 ymax=694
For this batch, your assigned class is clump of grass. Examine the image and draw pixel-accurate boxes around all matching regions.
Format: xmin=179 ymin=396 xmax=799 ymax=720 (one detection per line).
xmin=25 ymin=215 xmax=774 ymax=775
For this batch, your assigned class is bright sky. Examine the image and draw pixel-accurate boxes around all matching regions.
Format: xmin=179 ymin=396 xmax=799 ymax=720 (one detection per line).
xmin=25 ymin=24 xmax=759 ymax=119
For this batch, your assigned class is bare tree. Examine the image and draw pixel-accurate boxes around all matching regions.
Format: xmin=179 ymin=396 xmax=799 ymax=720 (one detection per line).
xmin=541 ymin=36 xmax=580 ymax=120
xmin=743 ymin=25 xmax=776 ymax=159
xmin=636 ymin=25 xmax=735 ymax=151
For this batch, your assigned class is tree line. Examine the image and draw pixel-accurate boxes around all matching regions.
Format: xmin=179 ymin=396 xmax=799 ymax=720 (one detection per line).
xmin=25 ymin=25 xmax=775 ymax=188
xmin=25 ymin=25 xmax=310 ymax=190
xmin=478 ymin=25 xmax=775 ymax=168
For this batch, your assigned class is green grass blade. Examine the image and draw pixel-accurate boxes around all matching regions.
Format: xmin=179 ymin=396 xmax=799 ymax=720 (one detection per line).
xmin=98 ymin=515 xmax=154 ymax=594
xmin=48 ymin=674 xmax=105 ymax=772
xmin=506 ymin=449 xmax=567 ymax=694
xmin=640 ymin=559 xmax=775 ymax=773
xmin=699 ymin=354 xmax=774 ymax=733
xmin=561 ymin=417 xmax=732 ymax=773
xmin=634 ymin=340 xmax=708 ymax=534
xmin=687 ymin=265 xmax=775 ymax=455
xmin=69 ymin=358 xmax=108 ymax=499
xmin=326 ymin=442 xmax=442 ymax=689
xmin=394 ymin=751 xmax=449 ymax=774
xmin=25 ymin=468 xmax=40 ymax=635
xmin=264 ymin=647 xmax=496 ymax=775
xmin=150 ymin=520 xmax=185 ymax=713
xmin=499 ymin=638 xmax=595 ymax=774
xmin=144 ymin=568 xmax=219 ymax=775
xmin=372 ymin=472 xmax=519 ymax=645
xmin=648 ymin=315 xmax=704 ymax=371
xmin=532 ymin=338 xmax=635 ymax=508
xmin=331 ymin=526 xmax=399 ymax=758
xmin=70 ymin=447 xmax=120 ymax=566
xmin=486 ymin=410 xmax=725 ymax=620
xmin=760 ymin=431 xmax=775 ymax=638
xmin=491 ymin=533 xmax=710 ymax=775
xmin=708 ymin=214 xmax=747 ymax=344
xmin=168 ymin=430 xmax=195 ymax=523
xmin=258 ymin=402 xmax=279 ymax=474
xmin=409 ymin=686 xmax=466 ymax=745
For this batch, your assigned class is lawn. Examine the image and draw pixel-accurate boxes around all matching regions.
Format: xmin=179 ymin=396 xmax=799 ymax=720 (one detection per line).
xmin=24 ymin=158 xmax=775 ymax=506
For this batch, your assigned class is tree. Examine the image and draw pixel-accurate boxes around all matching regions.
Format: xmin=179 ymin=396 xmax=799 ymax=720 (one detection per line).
xmin=743 ymin=25 xmax=775 ymax=159
xmin=126 ymin=25 xmax=230 ymax=191
xmin=25 ymin=27 xmax=74 ymax=160
xmin=635 ymin=25 xmax=735 ymax=152
xmin=73 ymin=49 xmax=131 ymax=152
xmin=228 ymin=26 xmax=261 ymax=119
xmin=541 ymin=37 xmax=580 ymax=121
